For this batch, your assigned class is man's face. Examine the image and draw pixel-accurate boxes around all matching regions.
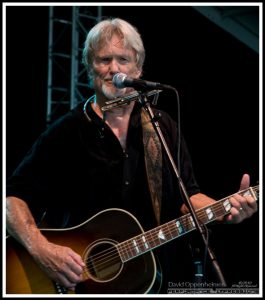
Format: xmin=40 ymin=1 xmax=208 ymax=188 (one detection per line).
xmin=91 ymin=34 xmax=141 ymax=100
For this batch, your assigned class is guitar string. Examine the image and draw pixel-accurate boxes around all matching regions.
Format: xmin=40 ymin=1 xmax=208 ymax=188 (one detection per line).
xmin=84 ymin=185 xmax=258 ymax=264
xmin=82 ymin=203 xmax=228 ymax=274
xmin=82 ymin=187 xmax=258 ymax=275
xmin=81 ymin=203 xmax=229 ymax=275
xmin=118 ymin=184 xmax=259 ymax=255
xmin=82 ymin=196 xmax=255 ymax=275
xmin=82 ymin=186 xmax=259 ymax=275
xmin=82 ymin=209 xmax=232 ymax=277
xmin=84 ymin=197 xmax=230 ymax=265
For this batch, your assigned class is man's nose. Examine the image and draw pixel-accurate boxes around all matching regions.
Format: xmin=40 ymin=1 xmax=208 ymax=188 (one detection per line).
xmin=109 ymin=59 xmax=120 ymax=73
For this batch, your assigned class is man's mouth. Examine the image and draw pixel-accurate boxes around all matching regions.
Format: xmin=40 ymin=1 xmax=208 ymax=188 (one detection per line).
xmin=104 ymin=77 xmax=113 ymax=83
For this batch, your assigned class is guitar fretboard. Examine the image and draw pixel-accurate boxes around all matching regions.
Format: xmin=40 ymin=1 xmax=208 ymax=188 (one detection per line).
xmin=117 ymin=186 xmax=259 ymax=262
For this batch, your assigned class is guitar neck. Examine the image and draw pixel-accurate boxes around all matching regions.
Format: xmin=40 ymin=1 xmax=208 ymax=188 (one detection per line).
xmin=117 ymin=185 xmax=259 ymax=262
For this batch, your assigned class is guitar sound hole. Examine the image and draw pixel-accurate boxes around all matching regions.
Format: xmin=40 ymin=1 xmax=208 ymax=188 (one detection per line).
xmin=84 ymin=239 xmax=123 ymax=282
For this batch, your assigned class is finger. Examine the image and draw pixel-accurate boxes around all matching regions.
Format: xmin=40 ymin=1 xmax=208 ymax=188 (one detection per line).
xmin=226 ymin=207 xmax=243 ymax=224
xmin=67 ymin=256 xmax=84 ymax=277
xmin=55 ymin=263 xmax=83 ymax=286
xmin=225 ymin=208 xmax=241 ymax=224
xmin=230 ymin=195 xmax=258 ymax=222
xmin=54 ymin=271 xmax=78 ymax=289
xmin=69 ymin=251 xmax=85 ymax=268
xmin=229 ymin=196 xmax=242 ymax=211
xmin=239 ymin=173 xmax=250 ymax=190
xmin=231 ymin=194 xmax=257 ymax=214
xmin=57 ymin=256 xmax=84 ymax=283
xmin=64 ymin=268 xmax=83 ymax=284
xmin=247 ymin=199 xmax=258 ymax=211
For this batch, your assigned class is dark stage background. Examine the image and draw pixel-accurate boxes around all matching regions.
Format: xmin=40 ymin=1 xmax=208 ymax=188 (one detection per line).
xmin=6 ymin=5 xmax=260 ymax=290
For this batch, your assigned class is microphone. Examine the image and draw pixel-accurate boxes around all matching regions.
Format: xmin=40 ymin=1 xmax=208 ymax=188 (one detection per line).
xmin=112 ymin=73 xmax=173 ymax=90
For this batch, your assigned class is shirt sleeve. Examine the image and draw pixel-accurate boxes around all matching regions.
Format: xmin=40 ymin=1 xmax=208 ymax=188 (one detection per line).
xmin=6 ymin=116 xmax=76 ymax=223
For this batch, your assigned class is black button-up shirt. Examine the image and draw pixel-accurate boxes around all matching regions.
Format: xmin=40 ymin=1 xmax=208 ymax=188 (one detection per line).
xmin=6 ymin=100 xmax=201 ymax=289
xmin=7 ymin=101 xmax=200 ymax=230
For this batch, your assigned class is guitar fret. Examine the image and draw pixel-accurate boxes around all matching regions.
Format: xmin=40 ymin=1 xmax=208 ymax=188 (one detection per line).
xmin=252 ymin=186 xmax=259 ymax=200
xmin=145 ymin=231 xmax=156 ymax=249
xmin=135 ymin=236 xmax=146 ymax=254
xmin=161 ymin=224 xmax=172 ymax=241
xmin=126 ymin=239 xmax=137 ymax=259
xmin=167 ymin=220 xmax=179 ymax=239
xmin=198 ymin=206 xmax=215 ymax=224
xmin=141 ymin=235 xmax=149 ymax=250
xmin=223 ymin=198 xmax=232 ymax=212
xmin=152 ymin=227 xmax=168 ymax=246
xmin=157 ymin=228 xmax=166 ymax=242
xmin=133 ymin=239 xmax=140 ymax=254
xmin=125 ymin=239 xmax=139 ymax=259
xmin=118 ymin=185 xmax=259 ymax=263
xmin=215 ymin=201 xmax=228 ymax=218
xmin=175 ymin=219 xmax=185 ymax=236
xmin=242 ymin=187 xmax=257 ymax=200
xmin=118 ymin=240 xmax=132 ymax=262
xmin=152 ymin=228 xmax=164 ymax=246
xmin=117 ymin=242 xmax=126 ymax=262
xmin=126 ymin=240 xmax=135 ymax=258
xmin=120 ymin=244 xmax=129 ymax=261
xmin=181 ymin=215 xmax=195 ymax=232
xmin=188 ymin=215 xmax=196 ymax=229
xmin=136 ymin=235 xmax=148 ymax=253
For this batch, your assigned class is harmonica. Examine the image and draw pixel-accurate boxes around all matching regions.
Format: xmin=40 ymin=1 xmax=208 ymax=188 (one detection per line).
xmin=101 ymin=89 xmax=162 ymax=112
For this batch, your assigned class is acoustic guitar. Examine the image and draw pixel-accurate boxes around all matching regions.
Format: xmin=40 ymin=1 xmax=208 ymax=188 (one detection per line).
xmin=6 ymin=185 xmax=259 ymax=294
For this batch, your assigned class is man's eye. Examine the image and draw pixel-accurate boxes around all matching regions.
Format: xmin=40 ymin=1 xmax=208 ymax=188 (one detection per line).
xmin=95 ymin=57 xmax=111 ymax=64
xmin=119 ymin=57 xmax=130 ymax=63
xmin=101 ymin=57 xmax=111 ymax=63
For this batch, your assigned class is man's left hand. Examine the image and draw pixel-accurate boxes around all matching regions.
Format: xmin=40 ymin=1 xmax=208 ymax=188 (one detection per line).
xmin=225 ymin=174 xmax=258 ymax=224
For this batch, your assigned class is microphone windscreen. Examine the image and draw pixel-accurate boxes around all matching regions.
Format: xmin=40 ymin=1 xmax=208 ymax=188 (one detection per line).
xmin=113 ymin=73 xmax=127 ymax=88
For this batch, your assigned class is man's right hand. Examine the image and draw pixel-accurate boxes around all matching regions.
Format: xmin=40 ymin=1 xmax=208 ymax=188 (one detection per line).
xmin=30 ymin=238 xmax=86 ymax=290
xmin=6 ymin=197 xmax=86 ymax=291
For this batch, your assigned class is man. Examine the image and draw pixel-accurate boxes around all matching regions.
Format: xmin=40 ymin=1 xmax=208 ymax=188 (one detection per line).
xmin=6 ymin=18 xmax=257 ymax=294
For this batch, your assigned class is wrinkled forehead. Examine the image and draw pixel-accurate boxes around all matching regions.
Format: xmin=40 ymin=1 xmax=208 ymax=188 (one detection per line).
xmin=95 ymin=33 xmax=137 ymax=62
xmin=95 ymin=28 xmax=131 ymax=51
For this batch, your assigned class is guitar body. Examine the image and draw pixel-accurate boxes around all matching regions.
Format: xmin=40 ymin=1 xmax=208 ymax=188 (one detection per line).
xmin=6 ymin=208 xmax=158 ymax=294
xmin=6 ymin=185 xmax=259 ymax=294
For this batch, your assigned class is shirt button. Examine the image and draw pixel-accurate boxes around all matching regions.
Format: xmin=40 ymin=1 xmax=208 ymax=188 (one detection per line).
xmin=125 ymin=181 xmax=130 ymax=186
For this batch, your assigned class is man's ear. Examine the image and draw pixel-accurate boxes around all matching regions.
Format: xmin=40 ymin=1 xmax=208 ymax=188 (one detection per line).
xmin=136 ymin=69 xmax=142 ymax=78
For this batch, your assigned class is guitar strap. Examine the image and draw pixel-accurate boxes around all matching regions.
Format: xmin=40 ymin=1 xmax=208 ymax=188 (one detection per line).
xmin=84 ymin=97 xmax=163 ymax=225
xmin=141 ymin=108 xmax=162 ymax=225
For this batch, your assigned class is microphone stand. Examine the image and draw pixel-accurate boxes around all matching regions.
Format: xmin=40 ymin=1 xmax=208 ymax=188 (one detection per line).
xmin=137 ymin=92 xmax=227 ymax=288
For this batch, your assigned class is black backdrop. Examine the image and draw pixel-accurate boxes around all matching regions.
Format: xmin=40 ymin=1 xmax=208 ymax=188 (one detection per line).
xmin=6 ymin=5 xmax=260 ymax=290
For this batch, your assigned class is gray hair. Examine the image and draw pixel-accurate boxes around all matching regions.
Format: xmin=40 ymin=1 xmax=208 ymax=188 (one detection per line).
xmin=82 ymin=18 xmax=145 ymax=73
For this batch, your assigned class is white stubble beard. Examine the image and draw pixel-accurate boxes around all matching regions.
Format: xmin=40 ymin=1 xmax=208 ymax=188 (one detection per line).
xmin=101 ymin=83 xmax=127 ymax=100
